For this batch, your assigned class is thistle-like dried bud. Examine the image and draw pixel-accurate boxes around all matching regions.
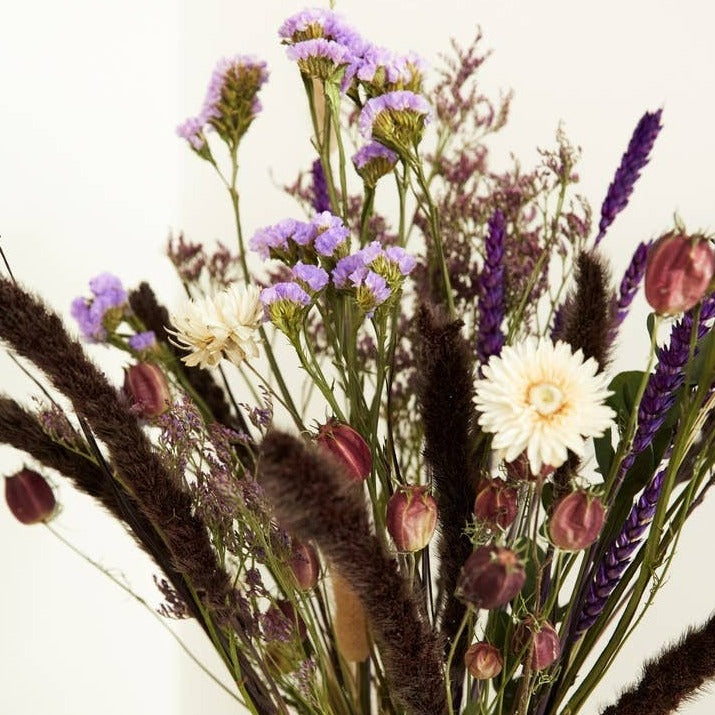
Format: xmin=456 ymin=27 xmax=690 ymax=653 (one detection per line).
xmin=289 ymin=539 xmax=320 ymax=590
xmin=123 ymin=362 xmax=171 ymax=419
xmin=474 ymin=478 xmax=519 ymax=529
xmin=386 ymin=485 xmax=437 ymax=552
xmin=464 ymin=642 xmax=503 ymax=680
xmin=4 ymin=468 xmax=56 ymax=524
xmin=548 ymin=490 xmax=605 ymax=551
xmin=512 ymin=618 xmax=560 ymax=670
xmin=315 ymin=418 xmax=372 ymax=482
xmin=645 ymin=232 xmax=715 ymax=315
xmin=456 ymin=545 xmax=525 ymax=610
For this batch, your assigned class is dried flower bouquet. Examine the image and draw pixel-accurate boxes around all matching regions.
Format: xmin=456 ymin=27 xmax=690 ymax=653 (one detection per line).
xmin=3 ymin=7 xmax=715 ymax=715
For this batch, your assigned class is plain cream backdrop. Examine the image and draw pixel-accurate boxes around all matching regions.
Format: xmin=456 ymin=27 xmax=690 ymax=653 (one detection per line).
xmin=1 ymin=1 xmax=714 ymax=713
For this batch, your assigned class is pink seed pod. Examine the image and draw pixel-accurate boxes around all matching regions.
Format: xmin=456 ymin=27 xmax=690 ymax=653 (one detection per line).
xmin=645 ymin=232 xmax=715 ymax=315
xmin=123 ymin=362 xmax=171 ymax=419
xmin=289 ymin=539 xmax=320 ymax=590
xmin=513 ymin=618 xmax=561 ymax=670
xmin=456 ymin=545 xmax=526 ymax=610
xmin=315 ymin=418 xmax=372 ymax=483
xmin=464 ymin=642 xmax=503 ymax=679
xmin=386 ymin=485 xmax=437 ymax=552
xmin=474 ymin=478 xmax=519 ymax=529
xmin=549 ymin=490 xmax=605 ymax=551
xmin=5 ymin=468 xmax=56 ymax=524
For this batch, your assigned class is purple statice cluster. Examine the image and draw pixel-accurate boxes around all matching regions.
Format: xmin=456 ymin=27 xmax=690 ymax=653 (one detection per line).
xmin=128 ymin=331 xmax=156 ymax=352
xmin=70 ymin=272 xmax=128 ymax=342
xmin=352 ymin=141 xmax=398 ymax=188
xmin=177 ymin=55 xmax=269 ymax=153
xmin=280 ymin=8 xmax=430 ymax=156
xmin=250 ymin=211 xmax=349 ymax=263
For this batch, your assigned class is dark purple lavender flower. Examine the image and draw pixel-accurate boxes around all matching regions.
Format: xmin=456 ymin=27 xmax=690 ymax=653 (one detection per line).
xmin=595 ymin=109 xmax=663 ymax=245
xmin=311 ymin=159 xmax=331 ymax=213
xmin=312 ymin=211 xmax=350 ymax=256
xmin=128 ymin=331 xmax=157 ymax=352
xmin=615 ymin=294 xmax=715 ymax=487
xmin=292 ymin=262 xmax=329 ymax=292
xmin=577 ymin=467 xmax=666 ymax=633
xmin=477 ymin=210 xmax=506 ymax=365
xmin=358 ymin=90 xmax=431 ymax=152
xmin=613 ymin=241 xmax=652 ymax=329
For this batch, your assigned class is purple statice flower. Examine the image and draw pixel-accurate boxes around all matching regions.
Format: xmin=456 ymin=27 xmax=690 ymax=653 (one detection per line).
xmin=355 ymin=45 xmax=426 ymax=91
xmin=292 ymin=262 xmax=329 ymax=292
xmin=352 ymin=141 xmax=398 ymax=170
xmin=384 ymin=246 xmax=416 ymax=276
xmin=576 ymin=466 xmax=666 ymax=634
xmin=260 ymin=282 xmax=311 ymax=307
xmin=71 ymin=273 xmax=128 ymax=342
xmin=311 ymin=159 xmax=331 ymax=213
xmin=278 ymin=8 xmax=365 ymax=53
xmin=477 ymin=210 xmax=506 ymax=366
xmin=353 ymin=270 xmax=391 ymax=317
xmin=176 ymin=116 xmax=206 ymax=151
xmin=286 ymin=39 xmax=353 ymax=80
xmin=595 ymin=109 xmax=663 ymax=245
xmin=249 ymin=219 xmax=301 ymax=259
xmin=128 ymin=331 xmax=157 ymax=351
xmin=614 ymin=294 xmax=715 ymax=489
xmin=311 ymin=211 xmax=350 ymax=256
xmin=358 ymin=90 xmax=431 ymax=139
xmin=613 ymin=241 xmax=652 ymax=329
xmin=332 ymin=241 xmax=383 ymax=287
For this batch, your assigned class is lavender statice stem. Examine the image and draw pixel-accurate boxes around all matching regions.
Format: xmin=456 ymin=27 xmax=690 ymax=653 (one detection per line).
xmin=595 ymin=109 xmax=663 ymax=246
xmin=477 ymin=210 xmax=505 ymax=367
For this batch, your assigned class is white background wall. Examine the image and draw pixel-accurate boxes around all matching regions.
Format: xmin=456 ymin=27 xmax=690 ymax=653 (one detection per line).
xmin=1 ymin=1 xmax=714 ymax=713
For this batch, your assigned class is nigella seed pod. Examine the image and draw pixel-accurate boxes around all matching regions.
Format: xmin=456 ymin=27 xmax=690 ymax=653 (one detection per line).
xmin=512 ymin=618 xmax=560 ymax=670
xmin=289 ymin=539 xmax=320 ymax=590
xmin=464 ymin=642 xmax=503 ymax=680
xmin=386 ymin=485 xmax=437 ymax=552
xmin=123 ymin=362 xmax=171 ymax=419
xmin=5 ymin=468 xmax=56 ymax=524
xmin=645 ymin=232 xmax=715 ymax=315
xmin=549 ymin=490 xmax=605 ymax=551
xmin=456 ymin=545 xmax=526 ymax=610
xmin=474 ymin=478 xmax=519 ymax=529
xmin=315 ymin=418 xmax=372 ymax=482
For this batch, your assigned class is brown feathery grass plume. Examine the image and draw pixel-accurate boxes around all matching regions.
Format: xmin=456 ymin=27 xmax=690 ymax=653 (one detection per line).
xmin=258 ymin=430 xmax=447 ymax=715
xmin=0 ymin=278 xmax=279 ymax=715
xmin=554 ymin=250 xmax=614 ymax=371
xmin=331 ymin=568 xmax=370 ymax=662
xmin=415 ymin=304 xmax=477 ymax=694
xmin=600 ymin=612 xmax=715 ymax=715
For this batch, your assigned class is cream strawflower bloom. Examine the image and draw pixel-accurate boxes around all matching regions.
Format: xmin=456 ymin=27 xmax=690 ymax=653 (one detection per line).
xmin=168 ymin=284 xmax=263 ymax=368
xmin=474 ymin=338 xmax=615 ymax=474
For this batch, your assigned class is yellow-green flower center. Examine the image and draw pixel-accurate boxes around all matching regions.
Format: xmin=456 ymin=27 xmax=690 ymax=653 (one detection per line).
xmin=528 ymin=382 xmax=564 ymax=416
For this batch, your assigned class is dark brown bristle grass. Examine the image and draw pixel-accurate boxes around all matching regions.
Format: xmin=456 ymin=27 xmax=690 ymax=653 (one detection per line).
xmin=258 ymin=430 xmax=447 ymax=715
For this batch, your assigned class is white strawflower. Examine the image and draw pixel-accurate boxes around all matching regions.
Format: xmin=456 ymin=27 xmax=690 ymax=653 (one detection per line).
xmin=474 ymin=338 xmax=615 ymax=474
xmin=168 ymin=284 xmax=263 ymax=368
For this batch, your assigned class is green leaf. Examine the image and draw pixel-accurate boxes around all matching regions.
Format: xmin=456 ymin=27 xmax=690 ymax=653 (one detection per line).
xmin=607 ymin=371 xmax=647 ymax=419
xmin=594 ymin=428 xmax=614 ymax=481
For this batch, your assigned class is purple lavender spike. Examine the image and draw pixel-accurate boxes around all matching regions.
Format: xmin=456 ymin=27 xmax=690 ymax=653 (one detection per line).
xmin=595 ymin=109 xmax=663 ymax=246
xmin=614 ymin=294 xmax=715 ymax=489
xmin=576 ymin=467 xmax=666 ymax=633
xmin=613 ymin=241 xmax=652 ymax=329
xmin=477 ymin=210 xmax=506 ymax=366
xmin=311 ymin=159 xmax=331 ymax=213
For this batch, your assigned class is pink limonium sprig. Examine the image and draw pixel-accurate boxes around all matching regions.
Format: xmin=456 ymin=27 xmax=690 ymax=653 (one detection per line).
xmin=477 ymin=209 xmax=506 ymax=368
xmin=595 ymin=109 xmax=663 ymax=245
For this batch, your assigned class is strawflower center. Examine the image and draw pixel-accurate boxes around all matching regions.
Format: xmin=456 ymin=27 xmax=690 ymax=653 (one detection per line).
xmin=527 ymin=381 xmax=565 ymax=417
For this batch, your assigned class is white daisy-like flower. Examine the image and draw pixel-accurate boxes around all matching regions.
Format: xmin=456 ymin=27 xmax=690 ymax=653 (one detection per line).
xmin=474 ymin=337 xmax=615 ymax=475
xmin=168 ymin=284 xmax=263 ymax=369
